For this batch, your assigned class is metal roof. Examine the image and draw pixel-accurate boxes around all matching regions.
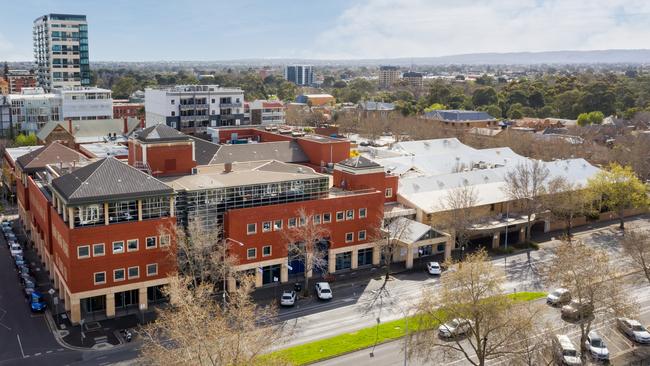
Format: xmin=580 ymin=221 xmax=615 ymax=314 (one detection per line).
xmin=210 ymin=141 xmax=308 ymax=165
xmin=16 ymin=142 xmax=88 ymax=172
xmin=136 ymin=123 xmax=190 ymax=142
xmin=425 ymin=110 xmax=496 ymax=122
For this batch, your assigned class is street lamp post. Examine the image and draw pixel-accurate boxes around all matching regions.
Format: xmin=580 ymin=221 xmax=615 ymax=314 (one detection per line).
xmin=504 ymin=201 xmax=509 ymax=269
xmin=223 ymin=237 xmax=245 ymax=307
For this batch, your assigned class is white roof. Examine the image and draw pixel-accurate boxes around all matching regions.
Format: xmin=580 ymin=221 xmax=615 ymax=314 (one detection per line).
xmin=388 ymin=217 xmax=433 ymax=244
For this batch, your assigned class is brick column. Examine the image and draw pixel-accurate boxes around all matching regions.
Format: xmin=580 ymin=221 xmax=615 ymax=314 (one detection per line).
xmin=351 ymin=249 xmax=359 ymax=269
xmin=518 ymin=227 xmax=526 ymax=243
xmin=70 ymin=298 xmax=81 ymax=325
xmin=328 ymin=250 xmax=336 ymax=273
xmin=64 ymin=290 xmax=71 ymax=311
xmin=406 ymin=246 xmax=414 ymax=269
xmin=492 ymin=232 xmax=500 ymax=249
xmin=255 ymin=269 xmax=263 ymax=288
xmin=280 ymin=263 xmax=288 ymax=283
xmin=104 ymin=203 xmax=109 ymax=225
xmin=106 ymin=292 xmax=115 ymax=318
xmin=139 ymin=287 xmax=148 ymax=311
xmin=372 ymin=246 xmax=381 ymax=265
xmin=444 ymin=238 xmax=453 ymax=262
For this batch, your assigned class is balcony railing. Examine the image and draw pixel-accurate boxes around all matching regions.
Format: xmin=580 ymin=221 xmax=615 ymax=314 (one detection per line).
xmin=220 ymin=102 xmax=242 ymax=108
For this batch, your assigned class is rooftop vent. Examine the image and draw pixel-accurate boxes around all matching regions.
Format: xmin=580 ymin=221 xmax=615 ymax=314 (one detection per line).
xmin=224 ymin=162 xmax=233 ymax=173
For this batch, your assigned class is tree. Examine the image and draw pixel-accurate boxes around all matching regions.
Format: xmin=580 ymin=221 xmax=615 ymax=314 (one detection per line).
xmin=282 ymin=208 xmax=330 ymax=295
xmin=472 ymin=87 xmax=498 ymax=107
xmin=543 ymin=176 xmax=594 ymax=239
xmin=543 ymin=239 xmax=634 ymax=360
xmin=409 ymin=250 xmax=540 ymax=366
xmin=14 ymin=133 xmax=37 ymax=146
xmin=139 ymin=275 xmax=288 ymax=366
xmin=507 ymin=103 xmax=524 ymax=119
xmin=112 ymin=76 xmax=138 ymax=99
xmin=622 ymin=229 xmax=650 ymax=284
xmin=587 ymin=163 xmax=648 ymax=230
xmin=423 ymin=103 xmax=446 ymax=113
xmin=479 ymin=104 xmax=502 ymax=119
xmin=502 ymin=160 xmax=550 ymax=241
xmin=438 ymin=185 xmax=480 ymax=251
xmin=576 ymin=111 xmax=604 ymax=126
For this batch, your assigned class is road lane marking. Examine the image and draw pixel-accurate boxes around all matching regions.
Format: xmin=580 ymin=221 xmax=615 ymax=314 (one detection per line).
xmin=17 ymin=334 xmax=25 ymax=358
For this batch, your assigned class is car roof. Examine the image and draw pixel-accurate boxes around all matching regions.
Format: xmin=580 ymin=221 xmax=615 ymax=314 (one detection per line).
xmin=282 ymin=290 xmax=294 ymax=294
xmin=625 ymin=318 xmax=642 ymax=326
xmin=556 ymin=335 xmax=577 ymax=349
xmin=587 ymin=331 xmax=602 ymax=340
xmin=317 ymin=282 xmax=330 ymax=287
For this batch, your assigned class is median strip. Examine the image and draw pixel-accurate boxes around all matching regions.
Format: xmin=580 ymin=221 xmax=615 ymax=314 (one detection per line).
xmin=267 ymin=291 xmax=547 ymax=365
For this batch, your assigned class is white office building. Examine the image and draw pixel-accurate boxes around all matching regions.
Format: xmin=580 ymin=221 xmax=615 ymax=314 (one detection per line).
xmin=144 ymin=85 xmax=245 ymax=134
xmin=33 ymin=13 xmax=90 ymax=91
xmin=243 ymin=100 xmax=285 ymax=125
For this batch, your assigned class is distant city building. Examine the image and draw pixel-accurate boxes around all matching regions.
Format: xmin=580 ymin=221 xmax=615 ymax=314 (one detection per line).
xmin=358 ymin=101 xmax=395 ymax=118
xmin=113 ymin=100 xmax=144 ymax=119
xmin=0 ymin=79 xmax=8 ymax=95
xmin=0 ymin=96 xmax=10 ymax=137
xmin=144 ymin=85 xmax=245 ymax=134
xmin=33 ymin=14 xmax=90 ymax=91
xmin=6 ymin=70 xmax=37 ymax=93
xmin=295 ymin=94 xmax=335 ymax=107
xmin=285 ymin=65 xmax=314 ymax=86
xmin=402 ymin=71 xmax=424 ymax=88
xmin=243 ymin=100 xmax=285 ymax=125
xmin=424 ymin=110 xmax=499 ymax=129
xmin=379 ymin=66 xmax=400 ymax=88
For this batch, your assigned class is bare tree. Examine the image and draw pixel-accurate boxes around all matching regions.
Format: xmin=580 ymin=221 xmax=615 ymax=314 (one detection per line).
xmin=409 ymin=250 xmax=540 ymax=366
xmin=502 ymin=160 xmax=550 ymax=241
xmin=543 ymin=239 xmax=635 ymax=359
xmin=543 ymin=176 xmax=594 ymax=239
xmin=439 ymin=184 xmax=480 ymax=252
xmin=622 ymin=229 xmax=650 ymax=284
xmin=139 ymin=275 xmax=288 ymax=366
xmin=282 ymin=208 xmax=330 ymax=295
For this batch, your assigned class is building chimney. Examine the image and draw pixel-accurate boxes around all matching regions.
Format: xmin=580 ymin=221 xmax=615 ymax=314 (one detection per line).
xmin=68 ymin=119 xmax=72 ymax=134
xmin=123 ymin=117 xmax=128 ymax=134
xmin=139 ymin=117 xmax=145 ymax=129
xmin=224 ymin=162 xmax=232 ymax=173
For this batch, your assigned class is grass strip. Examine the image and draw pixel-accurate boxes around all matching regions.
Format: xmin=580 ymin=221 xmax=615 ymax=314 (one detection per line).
xmin=267 ymin=291 xmax=546 ymax=365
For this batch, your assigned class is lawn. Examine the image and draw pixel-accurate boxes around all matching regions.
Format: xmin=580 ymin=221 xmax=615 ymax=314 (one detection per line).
xmin=267 ymin=291 xmax=546 ymax=365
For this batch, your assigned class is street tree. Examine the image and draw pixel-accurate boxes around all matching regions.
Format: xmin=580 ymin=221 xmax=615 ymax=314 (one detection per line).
xmin=409 ymin=250 xmax=540 ymax=366
xmin=543 ymin=239 xmax=634 ymax=359
xmin=543 ymin=176 xmax=594 ymax=239
xmin=622 ymin=229 xmax=650 ymax=284
xmin=282 ymin=208 xmax=330 ymax=295
xmin=587 ymin=163 xmax=648 ymax=230
xmin=502 ymin=160 xmax=550 ymax=241
xmin=139 ymin=275 xmax=288 ymax=366
xmin=438 ymin=184 xmax=481 ymax=252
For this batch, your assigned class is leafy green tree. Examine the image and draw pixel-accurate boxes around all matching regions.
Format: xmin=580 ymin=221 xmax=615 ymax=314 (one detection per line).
xmin=479 ymin=104 xmax=502 ymax=119
xmin=527 ymin=89 xmax=545 ymax=109
xmin=14 ymin=133 xmax=37 ymax=146
xmin=554 ymin=90 xmax=583 ymax=119
xmin=579 ymin=82 xmax=616 ymax=116
xmin=577 ymin=111 xmax=604 ymax=126
xmin=112 ymin=76 xmax=138 ymax=99
xmin=424 ymin=103 xmax=446 ymax=113
xmin=472 ymin=87 xmax=498 ymax=107
xmin=507 ymin=90 xmax=529 ymax=107
xmin=587 ymin=163 xmax=648 ymax=229
xmin=507 ymin=103 xmax=524 ymax=119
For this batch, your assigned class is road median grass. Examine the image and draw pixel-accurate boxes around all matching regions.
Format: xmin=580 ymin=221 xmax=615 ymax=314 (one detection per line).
xmin=267 ymin=291 xmax=546 ymax=366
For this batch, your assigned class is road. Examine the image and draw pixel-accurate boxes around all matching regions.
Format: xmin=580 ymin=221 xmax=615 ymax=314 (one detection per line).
xmin=277 ymin=216 xmax=648 ymax=349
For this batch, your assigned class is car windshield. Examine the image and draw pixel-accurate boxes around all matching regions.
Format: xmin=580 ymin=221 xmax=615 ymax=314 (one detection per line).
xmin=563 ymin=350 xmax=577 ymax=357
xmin=430 ymin=263 xmax=439 ymax=268
xmin=282 ymin=295 xmax=292 ymax=299
xmin=320 ymin=289 xmax=331 ymax=293
xmin=447 ymin=320 xmax=460 ymax=328
xmin=551 ymin=289 xmax=563 ymax=296
xmin=632 ymin=325 xmax=646 ymax=331
xmin=591 ymin=339 xmax=604 ymax=347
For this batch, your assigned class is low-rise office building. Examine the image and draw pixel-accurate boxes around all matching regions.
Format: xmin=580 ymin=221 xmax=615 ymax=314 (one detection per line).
xmin=243 ymin=100 xmax=285 ymax=125
xmin=424 ymin=110 xmax=499 ymax=129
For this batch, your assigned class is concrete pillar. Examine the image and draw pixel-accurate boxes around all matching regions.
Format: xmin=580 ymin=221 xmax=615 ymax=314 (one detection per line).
xmin=492 ymin=232 xmax=500 ymax=249
xmin=544 ymin=220 xmax=551 ymax=233
xmin=64 ymin=290 xmax=71 ymax=311
xmin=351 ymin=249 xmax=359 ymax=269
xmin=255 ymin=268 xmax=263 ymax=288
xmin=227 ymin=276 xmax=237 ymax=292
xmin=372 ymin=246 xmax=381 ymax=265
xmin=137 ymin=200 xmax=143 ymax=221
xmin=406 ymin=246 xmax=414 ymax=269
xmin=67 ymin=207 xmax=75 ymax=229
xmin=280 ymin=263 xmax=288 ymax=283
xmin=170 ymin=198 xmax=175 ymax=217
xmin=104 ymin=203 xmax=109 ymax=225
xmin=518 ymin=227 xmax=526 ymax=243
xmin=106 ymin=292 xmax=115 ymax=318
xmin=444 ymin=239 xmax=453 ymax=262
xmin=328 ymin=250 xmax=337 ymax=273
xmin=53 ymin=272 xmax=59 ymax=290
xmin=139 ymin=287 xmax=148 ymax=311
xmin=70 ymin=298 xmax=81 ymax=325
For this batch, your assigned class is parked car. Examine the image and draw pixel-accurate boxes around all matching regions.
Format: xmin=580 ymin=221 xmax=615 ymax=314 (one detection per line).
xmin=20 ymin=274 xmax=35 ymax=288
xmin=17 ymin=264 xmax=31 ymax=278
xmin=10 ymin=244 xmax=23 ymax=257
xmin=547 ymin=288 xmax=571 ymax=306
xmin=24 ymin=281 xmax=36 ymax=298
xmin=14 ymin=255 xmax=25 ymax=268
xmin=438 ymin=318 xmax=474 ymax=338
xmin=427 ymin=261 xmax=442 ymax=275
xmin=280 ymin=290 xmax=297 ymax=306
xmin=584 ymin=330 xmax=609 ymax=361
xmin=553 ymin=334 xmax=581 ymax=365
xmin=617 ymin=317 xmax=650 ymax=344
xmin=30 ymin=292 xmax=47 ymax=312
xmin=561 ymin=299 xmax=593 ymax=320
xmin=5 ymin=232 xmax=17 ymax=242
xmin=315 ymin=282 xmax=333 ymax=300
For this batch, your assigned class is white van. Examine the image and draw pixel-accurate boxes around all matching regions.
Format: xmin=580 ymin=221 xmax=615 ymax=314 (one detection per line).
xmin=553 ymin=334 xmax=581 ymax=365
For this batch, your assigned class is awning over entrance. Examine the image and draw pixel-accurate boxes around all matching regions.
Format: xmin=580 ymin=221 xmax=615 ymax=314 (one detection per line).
xmin=387 ymin=217 xmax=452 ymax=268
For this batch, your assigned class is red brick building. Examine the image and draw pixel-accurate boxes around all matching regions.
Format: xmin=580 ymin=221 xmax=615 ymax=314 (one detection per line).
xmin=113 ymin=101 xmax=144 ymax=119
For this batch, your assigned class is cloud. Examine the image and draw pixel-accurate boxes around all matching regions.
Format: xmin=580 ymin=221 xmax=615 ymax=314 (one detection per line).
xmin=306 ymin=0 xmax=650 ymax=59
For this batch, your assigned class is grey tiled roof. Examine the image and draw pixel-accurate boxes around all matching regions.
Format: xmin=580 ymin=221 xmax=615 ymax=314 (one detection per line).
xmin=52 ymin=157 xmax=173 ymax=204
xmin=338 ymin=155 xmax=381 ymax=169
xmin=16 ymin=142 xmax=87 ymax=172
xmin=425 ymin=110 xmax=496 ymax=122
xmin=137 ymin=124 xmax=190 ymax=142
xmin=210 ymin=141 xmax=308 ymax=165
xmin=188 ymin=136 xmax=220 ymax=165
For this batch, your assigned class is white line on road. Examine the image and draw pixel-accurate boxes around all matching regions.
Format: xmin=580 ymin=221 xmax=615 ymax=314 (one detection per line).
xmin=17 ymin=334 xmax=25 ymax=358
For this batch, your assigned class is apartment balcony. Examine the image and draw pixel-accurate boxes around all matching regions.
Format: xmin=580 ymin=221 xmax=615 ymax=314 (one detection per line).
xmin=179 ymin=103 xmax=208 ymax=110
xmin=220 ymin=102 xmax=242 ymax=108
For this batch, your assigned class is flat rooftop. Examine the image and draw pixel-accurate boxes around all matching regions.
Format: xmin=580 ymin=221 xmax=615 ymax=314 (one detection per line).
xmin=79 ymin=142 xmax=129 ymax=158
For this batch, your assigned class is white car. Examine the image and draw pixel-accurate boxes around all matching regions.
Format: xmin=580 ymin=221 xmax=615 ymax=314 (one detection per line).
xmin=438 ymin=318 xmax=474 ymax=338
xmin=618 ymin=317 xmax=650 ymax=344
xmin=315 ymin=282 xmax=332 ymax=300
xmin=553 ymin=334 xmax=581 ymax=366
xmin=280 ymin=290 xmax=296 ymax=306
xmin=10 ymin=244 xmax=23 ymax=257
xmin=547 ymin=288 xmax=571 ymax=306
xmin=426 ymin=262 xmax=442 ymax=275
xmin=584 ymin=331 xmax=609 ymax=361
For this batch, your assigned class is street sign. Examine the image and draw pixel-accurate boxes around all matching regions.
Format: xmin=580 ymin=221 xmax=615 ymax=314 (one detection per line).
xmin=48 ymin=288 xmax=55 ymax=295
xmin=273 ymin=276 xmax=278 ymax=282
xmin=140 ymin=303 xmax=146 ymax=310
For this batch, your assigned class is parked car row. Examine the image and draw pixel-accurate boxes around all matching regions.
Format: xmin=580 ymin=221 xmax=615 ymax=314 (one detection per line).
xmin=3 ymin=220 xmax=47 ymax=312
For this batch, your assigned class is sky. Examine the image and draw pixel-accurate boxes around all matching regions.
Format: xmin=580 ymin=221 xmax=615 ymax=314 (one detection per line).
xmin=2 ymin=0 xmax=650 ymax=61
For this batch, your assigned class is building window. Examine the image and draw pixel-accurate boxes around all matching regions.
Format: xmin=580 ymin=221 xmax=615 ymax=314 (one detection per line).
xmin=345 ymin=232 xmax=354 ymax=243
xmin=114 ymin=268 xmax=125 ymax=282
xmin=274 ymin=220 xmax=283 ymax=231
xmin=128 ymin=266 xmax=140 ymax=279
xmin=358 ymin=230 xmax=367 ymax=241
xmin=77 ymin=245 xmax=90 ymax=259
xmin=108 ymin=200 xmax=138 ymax=223
xmin=147 ymin=263 xmax=158 ymax=277
xmin=288 ymin=217 xmax=297 ymax=228
xmin=358 ymin=248 xmax=373 ymax=266
xmin=94 ymin=272 xmax=106 ymax=285
xmin=211 ymin=98 xmax=215 ymax=104
xmin=336 ymin=211 xmax=344 ymax=222
xmin=171 ymin=100 xmax=175 ymax=105
xmin=247 ymin=248 xmax=257 ymax=259
xmin=335 ymin=251 xmax=352 ymax=271
xmin=93 ymin=243 xmax=105 ymax=257
xmin=262 ymin=245 xmax=272 ymax=257
xmin=346 ymin=210 xmax=354 ymax=220
xmin=299 ymin=216 xmax=307 ymax=227
xmin=160 ymin=234 xmax=170 ymax=247
xmin=142 ymin=197 xmax=171 ymax=219
xmin=171 ymin=111 xmax=175 ymax=117
xmin=112 ymin=241 xmax=124 ymax=254
xmin=247 ymin=223 xmax=257 ymax=235
xmin=385 ymin=188 xmax=393 ymax=198
xmin=127 ymin=239 xmax=139 ymax=252
xmin=146 ymin=236 xmax=157 ymax=249
xmin=313 ymin=214 xmax=321 ymax=224
xmin=323 ymin=213 xmax=332 ymax=223
xmin=359 ymin=208 xmax=367 ymax=218
xmin=262 ymin=221 xmax=272 ymax=232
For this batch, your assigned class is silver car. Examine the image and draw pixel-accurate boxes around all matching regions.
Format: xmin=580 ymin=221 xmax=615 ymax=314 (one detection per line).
xmin=584 ymin=331 xmax=609 ymax=361
xmin=438 ymin=318 xmax=474 ymax=338
xmin=618 ymin=317 xmax=650 ymax=344
xmin=280 ymin=290 xmax=296 ymax=306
